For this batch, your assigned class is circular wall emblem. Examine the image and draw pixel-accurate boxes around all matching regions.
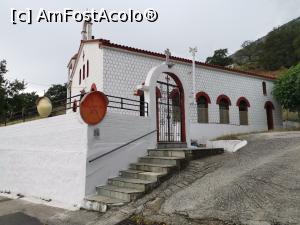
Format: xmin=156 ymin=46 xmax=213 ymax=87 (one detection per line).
xmin=80 ymin=91 xmax=109 ymax=125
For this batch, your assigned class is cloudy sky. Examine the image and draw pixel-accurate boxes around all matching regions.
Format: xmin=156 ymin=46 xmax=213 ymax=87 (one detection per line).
xmin=1 ymin=0 xmax=300 ymax=95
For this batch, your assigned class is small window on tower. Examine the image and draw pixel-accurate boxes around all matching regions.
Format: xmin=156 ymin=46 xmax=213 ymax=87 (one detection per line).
xmin=87 ymin=60 xmax=89 ymax=77
xmin=262 ymin=82 xmax=267 ymax=95
xmin=83 ymin=65 xmax=86 ymax=80
xmin=79 ymin=69 xmax=82 ymax=85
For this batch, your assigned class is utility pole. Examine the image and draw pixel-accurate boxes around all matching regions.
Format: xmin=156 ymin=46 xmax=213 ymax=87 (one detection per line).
xmin=189 ymin=47 xmax=198 ymax=104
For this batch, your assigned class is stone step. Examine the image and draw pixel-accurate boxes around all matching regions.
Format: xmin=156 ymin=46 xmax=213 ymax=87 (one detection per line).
xmin=96 ymin=185 xmax=143 ymax=202
xmin=147 ymin=149 xmax=188 ymax=158
xmin=85 ymin=194 xmax=127 ymax=206
xmin=84 ymin=194 xmax=127 ymax=212
xmin=148 ymin=148 xmax=224 ymax=159
xmin=157 ymin=142 xmax=187 ymax=149
xmin=108 ymin=177 xmax=157 ymax=192
xmin=129 ymin=162 xmax=176 ymax=173
xmin=119 ymin=169 xmax=167 ymax=182
xmin=138 ymin=156 xmax=185 ymax=166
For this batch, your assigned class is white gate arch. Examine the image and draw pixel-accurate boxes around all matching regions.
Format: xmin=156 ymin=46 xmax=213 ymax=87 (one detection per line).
xmin=142 ymin=63 xmax=191 ymax=147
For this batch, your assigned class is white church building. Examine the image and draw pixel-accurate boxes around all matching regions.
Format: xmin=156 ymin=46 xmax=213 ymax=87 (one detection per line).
xmin=67 ymin=21 xmax=282 ymax=145
xmin=0 ymin=22 xmax=282 ymax=211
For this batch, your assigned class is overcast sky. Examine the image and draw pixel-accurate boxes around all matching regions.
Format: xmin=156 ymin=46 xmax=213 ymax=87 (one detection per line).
xmin=1 ymin=0 xmax=300 ymax=95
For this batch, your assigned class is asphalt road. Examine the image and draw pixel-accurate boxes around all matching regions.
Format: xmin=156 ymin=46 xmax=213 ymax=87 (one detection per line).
xmin=161 ymin=131 xmax=300 ymax=225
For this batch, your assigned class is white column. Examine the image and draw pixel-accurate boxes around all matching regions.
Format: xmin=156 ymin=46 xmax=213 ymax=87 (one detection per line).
xmin=189 ymin=47 xmax=198 ymax=104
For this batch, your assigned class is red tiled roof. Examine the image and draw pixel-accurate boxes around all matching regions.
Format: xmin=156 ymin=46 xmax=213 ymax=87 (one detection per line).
xmin=81 ymin=38 xmax=276 ymax=80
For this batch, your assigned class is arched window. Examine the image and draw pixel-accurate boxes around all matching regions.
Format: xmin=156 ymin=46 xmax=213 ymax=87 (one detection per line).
xmin=83 ymin=65 xmax=86 ymax=80
xmin=262 ymin=81 xmax=267 ymax=95
xmin=79 ymin=69 xmax=82 ymax=84
xmin=237 ymin=97 xmax=250 ymax=125
xmin=217 ymin=95 xmax=231 ymax=124
xmin=196 ymin=92 xmax=210 ymax=123
xmin=87 ymin=60 xmax=89 ymax=78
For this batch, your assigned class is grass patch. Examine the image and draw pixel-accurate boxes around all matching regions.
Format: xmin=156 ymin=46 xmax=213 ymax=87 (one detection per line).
xmin=214 ymin=134 xmax=242 ymax=140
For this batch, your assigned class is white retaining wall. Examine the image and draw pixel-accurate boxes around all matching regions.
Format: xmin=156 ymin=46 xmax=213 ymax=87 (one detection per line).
xmin=0 ymin=111 xmax=155 ymax=208
xmin=0 ymin=113 xmax=87 ymax=209
xmin=85 ymin=113 xmax=155 ymax=195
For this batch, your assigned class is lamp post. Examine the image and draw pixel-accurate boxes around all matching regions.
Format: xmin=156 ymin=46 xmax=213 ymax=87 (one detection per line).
xmin=189 ymin=47 xmax=198 ymax=104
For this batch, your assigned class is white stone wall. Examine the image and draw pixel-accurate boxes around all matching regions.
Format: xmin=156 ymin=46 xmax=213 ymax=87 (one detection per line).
xmin=70 ymin=42 xmax=103 ymax=99
xmin=85 ymin=113 xmax=155 ymax=195
xmin=101 ymin=47 xmax=282 ymax=142
xmin=0 ymin=113 xmax=87 ymax=209
xmin=0 ymin=111 xmax=156 ymax=208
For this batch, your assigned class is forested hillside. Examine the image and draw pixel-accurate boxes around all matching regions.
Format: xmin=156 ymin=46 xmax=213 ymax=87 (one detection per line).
xmin=231 ymin=17 xmax=300 ymax=73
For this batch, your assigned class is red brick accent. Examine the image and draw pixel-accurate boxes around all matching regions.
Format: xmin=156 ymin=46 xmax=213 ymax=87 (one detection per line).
xmin=90 ymin=83 xmax=97 ymax=91
xmin=216 ymin=94 xmax=232 ymax=106
xmin=134 ymin=86 xmax=162 ymax=98
xmin=264 ymin=101 xmax=275 ymax=110
xmin=236 ymin=97 xmax=250 ymax=107
xmin=196 ymin=92 xmax=211 ymax=104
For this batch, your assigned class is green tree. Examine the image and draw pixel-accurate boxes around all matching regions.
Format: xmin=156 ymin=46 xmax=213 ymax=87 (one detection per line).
xmin=273 ymin=63 xmax=300 ymax=116
xmin=0 ymin=60 xmax=7 ymax=115
xmin=231 ymin=17 xmax=300 ymax=71
xmin=8 ymin=92 xmax=39 ymax=113
xmin=205 ymin=49 xmax=233 ymax=67
xmin=0 ymin=60 xmax=38 ymax=119
xmin=45 ymin=83 xmax=67 ymax=107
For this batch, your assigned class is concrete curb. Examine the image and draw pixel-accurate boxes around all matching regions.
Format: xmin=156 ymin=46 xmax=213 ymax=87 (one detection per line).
xmin=206 ymin=140 xmax=247 ymax=153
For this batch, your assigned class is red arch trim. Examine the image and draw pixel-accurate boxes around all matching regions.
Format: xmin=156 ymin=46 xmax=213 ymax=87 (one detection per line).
xmin=196 ymin=92 xmax=211 ymax=104
xmin=90 ymin=83 xmax=97 ymax=91
xmin=156 ymin=87 xmax=162 ymax=98
xmin=236 ymin=97 xmax=250 ymax=107
xmin=134 ymin=86 xmax=162 ymax=98
xmin=216 ymin=94 xmax=232 ymax=106
xmin=264 ymin=101 xmax=275 ymax=110
xmin=134 ymin=89 xmax=143 ymax=96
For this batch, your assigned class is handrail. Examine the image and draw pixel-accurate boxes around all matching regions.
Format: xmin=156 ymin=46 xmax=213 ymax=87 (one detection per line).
xmin=0 ymin=92 xmax=148 ymax=126
xmin=88 ymin=129 xmax=157 ymax=163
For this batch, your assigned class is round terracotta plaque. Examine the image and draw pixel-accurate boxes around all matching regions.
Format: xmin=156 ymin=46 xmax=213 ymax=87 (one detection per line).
xmin=80 ymin=91 xmax=109 ymax=125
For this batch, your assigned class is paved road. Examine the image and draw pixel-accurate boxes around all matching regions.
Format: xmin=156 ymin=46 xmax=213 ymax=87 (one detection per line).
xmin=1 ymin=131 xmax=299 ymax=225
xmin=159 ymin=131 xmax=300 ymax=225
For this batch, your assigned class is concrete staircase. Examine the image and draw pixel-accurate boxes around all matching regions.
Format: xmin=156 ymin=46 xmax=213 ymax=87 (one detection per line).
xmin=84 ymin=147 xmax=224 ymax=212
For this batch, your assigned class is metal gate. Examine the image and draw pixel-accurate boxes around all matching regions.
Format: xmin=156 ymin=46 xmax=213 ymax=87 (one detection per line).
xmin=157 ymin=75 xmax=183 ymax=142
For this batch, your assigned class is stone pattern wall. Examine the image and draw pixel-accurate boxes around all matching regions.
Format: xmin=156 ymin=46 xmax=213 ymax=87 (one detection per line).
xmin=102 ymin=47 xmax=282 ymax=141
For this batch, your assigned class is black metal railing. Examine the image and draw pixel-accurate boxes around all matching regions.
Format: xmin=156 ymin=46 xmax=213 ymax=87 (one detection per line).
xmin=88 ymin=129 xmax=156 ymax=163
xmin=0 ymin=92 xmax=148 ymax=127
xmin=106 ymin=95 xmax=148 ymax=116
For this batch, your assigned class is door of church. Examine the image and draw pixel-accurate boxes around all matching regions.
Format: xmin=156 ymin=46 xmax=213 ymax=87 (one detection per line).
xmin=156 ymin=75 xmax=183 ymax=142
